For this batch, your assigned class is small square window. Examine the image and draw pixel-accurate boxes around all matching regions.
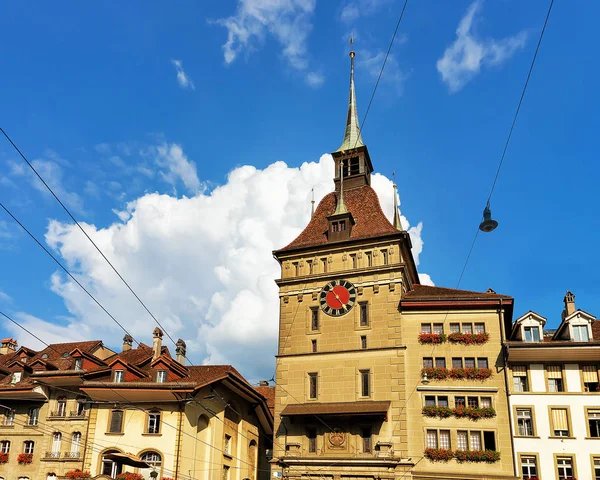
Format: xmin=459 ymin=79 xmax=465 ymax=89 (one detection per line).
xmin=433 ymin=324 xmax=444 ymax=335
xmin=157 ymin=370 xmax=167 ymax=383
xmin=114 ymin=370 xmax=124 ymax=383
xmin=452 ymin=358 xmax=463 ymax=369
xmin=423 ymin=357 xmax=433 ymax=369
xmin=360 ymin=336 xmax=367 ymax=349
xmin=467 ymin=397 xmax=479 ymax=408
xmin=311 ymin=308 xmax=319 ymax=331
xmin=450 ymin=323 xmax=460 ymax=333
xmin=424 ymin=396 xmax=436 ymax=407
xmin=455 ymin=396 xmax=465 ymax=408
xmin=421 ymin=323 xmax=432 ymax=334
xmin=435 ymin=358 xmax=446 ymax=368
xmin=474 ymin=323 xmax=486 ymax=334
xmin=311 ymin=339 xmax=317 ymax=353
xmin=477 ymin=358 xmax=488 ymax=369
xmin=462 ymin=323 xmax=473 ymax=334
xmin=438 ymin=396 xmax=449 ymax=407
xmin=464 ymin=358 xmax=475 ymax=369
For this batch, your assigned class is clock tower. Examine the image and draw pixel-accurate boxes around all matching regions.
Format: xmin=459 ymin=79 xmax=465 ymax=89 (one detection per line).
xmin=270 ymin=48 xmax=518 ymax=480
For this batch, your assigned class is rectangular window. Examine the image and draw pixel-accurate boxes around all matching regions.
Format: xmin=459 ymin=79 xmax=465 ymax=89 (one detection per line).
xmin=361 ymin=428 xmax=372 ymax=453
xmin=365 ymin=252 xmax=372 ymax=267
xmin=435 ymin=358 xmax=446 ymax=368
xmin=147 ymin=412 xmax=161 ymax=434
xmin=222 ymin=465 xmax=230 ymax=480
xmin=293 ymin=262 xmax=299 ymax=275
xmin=114 ymin=370 xmax=124 ymax=383
xmin=360 ymin=370 xmax=370 ymax=397
xmin=349 ymin=157 xmax=360 ymax=175
xmin=311 ymin=339 xmax=317 ymax=353
xmin=512 ymin=365 xmax=529 ymax=392
xmin=360 ymin=336 xmax=367 ymax=349
xmin=438 ymin=396 xmax=449 ymax=407
xmin=74 ymin=358 xmax=83 ymax=370
xmin=426 ymin=430 xmax=438 ymax=449
xmin=321 ymin=258 xmax=327 ymax=273
xmin=381 ymin=249 xmax=388 ymax=265
xmin=332 ymin=222 xmax=339 ymax=233
xmin=360 ymin=303 xmax=368 ymax=327
xmin=308 ymin=373 xmax=318 ymax=399
xmin=450 ymin=323 xmax=460 ymax=333
xmin=0 ymin=440 xmax=9 ymax=453
xmin=582 ymin=365 xmax=599 ymax=392
xmin=307 ymin=260 xmax=313 ymax=274
xmin=308 ymin=428 xmax=317 ymax=453
xmin=421 ymin=323 xmax=432 ymax=334
xmin=556 ymin=456 xmax=574 ymax=480
xmin=551 ymin=408 xmax=570 ymax=437
xmin=593 ymin=456 xmax=600 ymax=480
xmin=23 ymin=440 xmax=34 ymax=454
xmin=547 ymin=365 xmax=564 ymax=392
xmin=573 ymin=325 xmax=589 ymax=342
xmin=517 ymin=408 xmax=533 ymax=436
xmin=469 ymin=431 xmax=482 ymax=451
xmin=588 ymin=408 xmax=600 ymax=438
xmin=521 ymin=455 xmax=538 ymax=479
xmin=311 ymin=308 xmax=319 ymax=331
xmin=350 ymin=254 xmax=357 ymax=269
xmin=456 ymin=431 xmax=467 ymax=451
xmin=474 ymin=323 xmax=486 ymax=334
xmin=433 ymin=324 xmax=444 ymax=335
xmin=467 ymin=397 xmax=479 ymax=408
xmin=28 ymin=407 xmax=39 ymax=426
xmin=3 ymin=410 xmax=14 ymax=426
xmin=483 ymin=431 xmax=496 ymax=451
xmin=423 ymin=357 xmax=433 ymax=369
xmin=464 ymin=358 xmax=475 ymax=369
xmin=477 ymin=358 xmax=488 ymax=369
xmin=224 ymin=434 xmax=231 ymax=455
xmin=339 ymin=220 xmax=346 ymax=231
xmin=157 ymin=370 xmax=167 ymax=383
xmin=462 ymin=323 xmax=473 ymax=334
xmin=439 ymin=430 xmax=450 ymax=450
xmin=455 ymin=396 xmax=465 ymax=408
xmin=524 ymin=326 xmax=541 ymax=342
xmin=425 ymin=396 xmax=436 ymax=407
xmin=452 ymin=358 xmax=463 ymax=369
xmin=12 ymin=372 xmax=21 ymax=383
xmin=109 ymin=410 xmax=124 ymax=433
xmin=480 ymin=397 xmax=491 ymax=408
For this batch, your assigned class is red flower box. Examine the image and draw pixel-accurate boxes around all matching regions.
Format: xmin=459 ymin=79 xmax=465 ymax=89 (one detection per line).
xmin=454 ymin=449 xmax=500 ymax=463
xmin=422 ymin=405 xmax=496 ymax=420
xmin=0 ymin=452 xmax=8 ymax=464
xmin=418 ymin=333 xmax=447 ymax=344
xmin=422 ymin=367 xmax=492 ymax=381
xmin=66 ymin=470 xmax=92 ymax=479
xmin=424 ymin=448 xmax=453 ymax=462
xmin=17 ymin=453 xmax=33 ymax=464
xmin=116 ymin=473 xmax=144 ymax=480
xmin=447 ymin=332 xmax=490 ymax=345
xmin=422 ymin=405 xmax=453 ymax=418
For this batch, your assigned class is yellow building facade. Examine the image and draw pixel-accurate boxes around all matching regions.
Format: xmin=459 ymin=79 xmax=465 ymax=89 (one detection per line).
xmin=271 ymin=51 xmax=517 ymax=480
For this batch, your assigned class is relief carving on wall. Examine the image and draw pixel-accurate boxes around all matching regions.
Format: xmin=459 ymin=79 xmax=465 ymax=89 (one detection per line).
xmin=327 ymin=428 xmax=346 ymax=449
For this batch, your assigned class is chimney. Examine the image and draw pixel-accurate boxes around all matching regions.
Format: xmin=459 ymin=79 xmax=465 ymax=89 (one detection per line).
xmin=0 ymin=338 xmax=17 ymax=355
xmin=259 ymin=380 xmax=270 ymax=387
xmin=563 ymin=291 xmax=576 ymax=318
xmin=175 ymin=339 xmax=186 ymax=365
xmin=122 ymin=334 xmax=133 ymax=352
xmin=152 ymin=328 xmax=163 ymax=361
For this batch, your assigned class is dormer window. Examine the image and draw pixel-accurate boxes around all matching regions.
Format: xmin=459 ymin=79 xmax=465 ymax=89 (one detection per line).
xmin=157 ymin=370 xmax=167 ymax=383
xmin=524 ymin=326 xmax=541 ymax=342
xmin=572 ymin=325 xmax=589 ymax=342
xmin=11 ymin=372 xmax=22 ymax=384
xmin=332 ymin=221 xmax=346 ymax=233
xmin=113 ymin=370 xmax=124 ymax=383
xmin=74 ymin=359 xmax=82 ymax=371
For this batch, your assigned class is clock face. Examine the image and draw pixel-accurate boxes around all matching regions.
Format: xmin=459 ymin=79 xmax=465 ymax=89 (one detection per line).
xmin=319 ymin=280 xmax=356 ymax=316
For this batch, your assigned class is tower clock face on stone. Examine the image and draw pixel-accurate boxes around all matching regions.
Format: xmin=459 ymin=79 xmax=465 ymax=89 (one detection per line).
xmin=319 ymin=280 xmax=357 ymax=316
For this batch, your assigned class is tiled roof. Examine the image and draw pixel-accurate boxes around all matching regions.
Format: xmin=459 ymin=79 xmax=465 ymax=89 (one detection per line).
xmin=277 ymin=185 xmax=399 ymax=252
xmin=402 ymin=285 xmax=512 ymax=301
xmin=30 ymin=340 xmax=103 ymax=370
xmin=254 ymin=385 xmax=275 ymax=414
xmin=104 ymin=343 xmax=153 ymax=366
xmin=186 ymin=365 xmax=244 ymax=385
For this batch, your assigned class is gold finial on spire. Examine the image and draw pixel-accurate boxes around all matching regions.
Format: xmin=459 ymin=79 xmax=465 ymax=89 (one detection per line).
xmin=334 ymin=160 xmax=348 ymax=215
xmin=311 ymin=187 xmax=315 ymax=218
xmin=336 ymin=37 xmax=363 ymax=152
xmin=392 ymin=171 xmax=403 ymax=231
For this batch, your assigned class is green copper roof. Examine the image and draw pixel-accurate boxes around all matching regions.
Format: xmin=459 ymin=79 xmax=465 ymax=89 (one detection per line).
xmin=336 ymin=51 xmax=364 ymax=152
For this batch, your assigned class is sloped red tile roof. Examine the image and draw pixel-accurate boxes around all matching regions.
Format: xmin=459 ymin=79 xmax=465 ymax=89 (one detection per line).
xmin=186 ymin=365 xmax=244 ymax=385
xmin=254 ymin=385 xmax=275 ymax=414
xmin=402 ymin=285 xmax=512 ymax=300
xmin=104 ymin=343 xmax=153 ymax=366
xmin=30 ymin=340 xmax=103 ymax=370
xmin=277 ymin=185 xmax=399 ymax=252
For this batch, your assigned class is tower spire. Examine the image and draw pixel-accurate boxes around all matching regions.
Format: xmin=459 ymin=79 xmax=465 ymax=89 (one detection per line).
xmin=311 ymin=188 xmax=315 ymax=218
xmin=337 ymin=40 xmax=364 ymax=152
xmin=392 ymin=172 xmax=403 ymax=231
xmin=334 ymin=160 xmax=348 ymax=215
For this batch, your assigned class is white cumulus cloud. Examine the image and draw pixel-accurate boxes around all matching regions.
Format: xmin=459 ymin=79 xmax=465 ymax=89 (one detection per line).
xmin=171 ymin=59 xmax=196 ymax=90
xmin=6 ymin=151 xmax=426 ymax=381
xmin=305 ymin=71 xmax=324 ymax=88
xmin=437 ymin=0 xmax=527 ymax=93
xmin=216 ymin=0 xmax=317 ymax=73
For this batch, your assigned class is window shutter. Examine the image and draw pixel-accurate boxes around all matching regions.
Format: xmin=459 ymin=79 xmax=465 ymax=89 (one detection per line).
xmin=513 ymin=365 xmax=527 ymax=376
xmin=547 ymin=365 xmax=562 ymax=379
xmin=552 ymin=408 xmax=568 ymax=431
xmin=582 ymin=365 xmax=599 ymax=382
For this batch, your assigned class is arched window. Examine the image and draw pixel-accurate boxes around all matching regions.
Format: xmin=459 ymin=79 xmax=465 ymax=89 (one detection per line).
xmin=51 ymin=433 xmax=61 ymax=455
xmin=18 ymin=477 xmax=29 ymax=480
xmin=101 ymin=449 xmax=123 ymax=477
xmin=23 ymin=441 xmax=34 ymax=454
xmin=46 ymin=474 xmax=57 ymax=480
xmin=146 ymin=410 xmax=161 ymax=434
xmin=70 ymin=432 xmax=81 ymax=456
xmin=139 ymin=451 xmax=162 ymax=479
xmin=55 ymin=397 xmax=67 ymax=417
xmin=248 ymin=440 xmax=257 ymax=480
xmin=75 ymin=397 xmax=87 ymax=417
xmin=28 ymin=407 xmax=39 ymax=426
xmin=0 ymin=440 xmax=10 ymax=453
xmin=2 ymin=410 xmax=14 ymax=426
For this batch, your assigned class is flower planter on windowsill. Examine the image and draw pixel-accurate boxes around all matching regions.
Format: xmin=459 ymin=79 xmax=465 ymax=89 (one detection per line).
xmin=425 ymin=449 xmax=500 ymax=463
xmin=66 ymin=470 xmax=92 ymax=479
xmin=423 ymin=448 xmax=453 ymax=462
xmin=421 ymin=367 xmax=493 ymax=381
xmin=0 ymin=452 xmax=8 ymax=464
xmin=17 ymin=453 xmax=33 ymax=464
xmin=418 ymin=333 xmax=447 ymax=344
xmin=422 ymin=405 xmax=496 ymax=420
xmin=116 ymin=474 xmax=144 ymax=480
xmin=447 ymin=332 xmax=490 ymax=345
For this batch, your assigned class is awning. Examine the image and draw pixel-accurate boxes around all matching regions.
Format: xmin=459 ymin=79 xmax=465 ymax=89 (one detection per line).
xmin=281 ymin=401 xmax=390 ymax=417
xmin=104 ymin=452 xmax=150 ymax=468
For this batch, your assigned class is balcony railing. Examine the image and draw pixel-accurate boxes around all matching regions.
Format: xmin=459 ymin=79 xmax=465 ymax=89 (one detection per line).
xmin=49 ymin=411 xmax=67 ymax=418
xmin=69 ymin=410 xmax=87 ymax=418
xmin=45 ymin=451 xmax=62 ymax=459
xmin=43 ymin=451 xmax=81 ymax=460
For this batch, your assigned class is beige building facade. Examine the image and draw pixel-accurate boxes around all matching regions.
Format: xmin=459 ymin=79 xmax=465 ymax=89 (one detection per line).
xmin=271 ymin=51 xmax=517 ymax=480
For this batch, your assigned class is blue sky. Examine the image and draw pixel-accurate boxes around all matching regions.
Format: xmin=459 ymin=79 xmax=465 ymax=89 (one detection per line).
xmin=0 ymin=0 xmax=598 ymax=380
